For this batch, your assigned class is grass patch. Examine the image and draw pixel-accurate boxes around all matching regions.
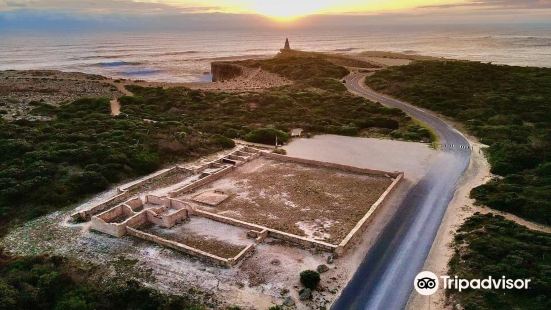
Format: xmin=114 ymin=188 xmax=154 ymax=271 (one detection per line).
xmin=448 ymin=213 xmax=550 ymax=309
xmin=0 ymin=251 xmax=204 ymax=310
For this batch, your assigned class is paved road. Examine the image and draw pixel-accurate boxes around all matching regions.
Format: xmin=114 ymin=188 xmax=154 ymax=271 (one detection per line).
xmin=332 ymin=73 xmax=471 ymax=310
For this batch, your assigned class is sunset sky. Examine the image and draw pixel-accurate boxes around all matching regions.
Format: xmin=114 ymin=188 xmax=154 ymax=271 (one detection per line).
xmin=1 ymin=0 xmax=550 ymax=30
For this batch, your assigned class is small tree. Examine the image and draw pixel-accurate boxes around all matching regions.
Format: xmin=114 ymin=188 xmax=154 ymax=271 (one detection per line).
xmin=299 ymin=270 xmax=320 ymax=289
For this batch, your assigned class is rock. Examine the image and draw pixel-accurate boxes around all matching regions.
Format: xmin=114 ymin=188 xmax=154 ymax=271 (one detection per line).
xmin=283 ymin=296 xmax=295 ymax=306
xmin=299 ymin=288 xmax=312 ymax=301
xmin=317 ymin=264 xmax=329 ymax=273
xmin=326 ymin=255 xmax=334 ymax=264
xmin=270 ymin=259 xmax=281 ymax=266
xmin=280 ymin=288 xmax=289 ymax=295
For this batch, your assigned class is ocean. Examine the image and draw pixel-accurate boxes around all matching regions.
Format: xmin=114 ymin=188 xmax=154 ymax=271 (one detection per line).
xmin=1 ymin=24 xmax=550 ymax=83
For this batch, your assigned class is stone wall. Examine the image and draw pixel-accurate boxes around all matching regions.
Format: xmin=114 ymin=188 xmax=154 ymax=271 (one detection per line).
xmin=262 ymin=152 xmax=402 ymax=178
xmin=119 ymin=166 xmax=193 ymax=194
xmin=72 ymin=190 xmax=134 ymax=221
xmin=125 ymin=197 xmax=143 ymax=211
xmin=127 ymin=227 xmax=234 ymax=267
xmin=124 ymin=211 xmax=148 ymax=228
xmin=211 ymin=62 xmax=244 ymax=82
xmin=145 ymin=194 xmax=169 ymax=206
xmin=71 ymin=166 xmax=193 ymax=221
xmin=194 ymin=209 xmax=338 ymax=252
xmin=168 ymin=166 xmax=235 ymax=197
xmin=228 ymin=243 xmax=256 ymax=267
xmin=169 ymin=198 xmax=191 ymax=210
xmin=335 ymin=172 xmax=404 ymax=255
xmin=91 ymin=216 xmax=127 ymax=237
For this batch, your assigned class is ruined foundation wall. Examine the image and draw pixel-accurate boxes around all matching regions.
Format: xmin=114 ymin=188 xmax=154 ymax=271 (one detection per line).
xmin=194 ymin=209 xmax=337 ymax=252
xmin=73 ymin=190 xmax=134 ymax=221
xmin=267 ymin=230 xmax=338 ymax=252
xmin=120 ymin=166 xmax=193 ymax=194
xmin=125 ymin=197 xmax=143 ymax=210
xmin=168 ymin=166 xmax=235 ymax=197
xmin=194 ymin=209 xmax=265 ymax=231
xmin=229 ymin=243 xmax=256 ymax=266
xmin=263 ymin=152 xmax=402 ymax=178
xmin=145 ymin=195 xmax=169 ymax=206
xmin=161 ymin=208 xmax=189 ymax=228
xmin=169 ymin=198 xmax=191 ymax=210
xmin=91 ymin=216 xmax=126 ymax=237
xmin=335 ymin=172 xmax=404 ymax=255
xmin=127 ymin=227 xmax=233 ymax=267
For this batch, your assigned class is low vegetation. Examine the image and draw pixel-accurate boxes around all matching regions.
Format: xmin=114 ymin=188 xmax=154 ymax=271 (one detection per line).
xmin=367 ymin=61 xmax=551 ymax=225
xmin=0 ymin=251 xmax=203 ymax=310
xmin=239 ymin=51 xmax=349 ymax=81
xmin=0 ymin=98 xmax=231 ymax=235
xmin=448 ymin=213 xmax=550 ymax=310
xmin=237 ymin=51 xmax=373 ymax=92
xmin=244 ymin=128 xmax=289 ymax=145
xmin=123 ymin=85 xmax=431 ymax=143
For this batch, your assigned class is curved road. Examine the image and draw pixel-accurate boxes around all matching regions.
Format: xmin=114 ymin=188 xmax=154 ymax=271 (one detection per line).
xmin=332 ymin=73 xmax=471 ymax=310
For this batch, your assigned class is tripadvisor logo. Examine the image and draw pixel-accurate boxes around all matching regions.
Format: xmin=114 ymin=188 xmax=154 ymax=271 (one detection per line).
xmin=414 ymin=271 xmax=531 ymax=296
xmin=414 ymin=271 xmax=439 ymax=296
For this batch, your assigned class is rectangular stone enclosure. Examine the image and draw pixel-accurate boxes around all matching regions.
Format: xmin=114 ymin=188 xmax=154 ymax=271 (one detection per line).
xmin=76 ymin=146 xmax=403 ymax=267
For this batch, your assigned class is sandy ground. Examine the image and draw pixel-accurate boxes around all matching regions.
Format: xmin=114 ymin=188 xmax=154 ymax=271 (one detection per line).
xmin=140 ymin=217 xmax=252 ymax=258
xmin=284 ymin=134 xmax=438 ymax=184
xmin=0 ymin=70 xmax=122 ymax=120
xmin=179 ymin=157 xmax=393 ymax=244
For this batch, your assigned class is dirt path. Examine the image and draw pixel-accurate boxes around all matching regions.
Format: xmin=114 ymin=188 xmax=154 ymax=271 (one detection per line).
xmin=104 ymin=80 xmax=133 ymax=116
xmin=474 ymin=206 xmax=551 ymax=233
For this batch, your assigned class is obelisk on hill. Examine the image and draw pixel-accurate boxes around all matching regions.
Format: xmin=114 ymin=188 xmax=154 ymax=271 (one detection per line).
xmin=284 ymin=38 xmax=291 ymax=50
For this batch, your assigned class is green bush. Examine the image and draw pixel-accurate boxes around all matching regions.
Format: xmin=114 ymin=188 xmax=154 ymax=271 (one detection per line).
xmin=210 ymin=134 xmax=235 ymax=149
xmin=448 ymin=213 xmax=551 ymax=309
xmin=130 ymin=151 xmax=160 ymax=174
xmin=272 ymin=148 xmax=287 ymax=155
xmin=0 ymin=253 xmax=203 ymax=310
xmin=244 ymin=128 xmax=290 ymax=145
xmin=299 ymin=270 xmax=320 ymax=289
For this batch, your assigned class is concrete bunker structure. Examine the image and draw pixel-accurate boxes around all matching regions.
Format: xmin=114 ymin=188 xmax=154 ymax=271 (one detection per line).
xmin=76 ymin=146 xmax=404 ymax=267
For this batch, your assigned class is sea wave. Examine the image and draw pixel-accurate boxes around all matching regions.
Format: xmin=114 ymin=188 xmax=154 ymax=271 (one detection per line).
xmin=97 ymin=61 xmax=143 ymax=67
xmin=120 ymin=68 xmax=163 ymax=76
xmin=159 ymin=51 xmax=199 ymax=56
xmin=333 ymin=47 xmax=358 ymax=52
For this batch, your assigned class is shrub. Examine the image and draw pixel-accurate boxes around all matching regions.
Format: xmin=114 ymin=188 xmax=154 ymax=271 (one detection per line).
xmin=210 ymin=134 xmax=235 ymax=149
xmin=244 ymin=128 xmax=289 ymax=145
xmin=299 ymin=270 xmax=320 ymax=289
xmin=272 ymin=148 xmax=287 ymax=155
xmin=130 ymin=151 xmax=160 ymax=174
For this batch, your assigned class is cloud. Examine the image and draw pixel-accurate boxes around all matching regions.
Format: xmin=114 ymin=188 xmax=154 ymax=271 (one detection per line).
xmin=0 ymin=0 xmax=221 ymax=14
xmin=418 ymin=0 xmax=551 ymax=10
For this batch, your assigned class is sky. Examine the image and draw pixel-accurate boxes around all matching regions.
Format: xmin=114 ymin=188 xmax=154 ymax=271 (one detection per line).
xmin=1 ymin=0 xmax=550 ymax=31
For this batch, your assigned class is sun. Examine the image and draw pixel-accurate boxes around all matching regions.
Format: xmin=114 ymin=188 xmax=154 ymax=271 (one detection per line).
xmin=250 ymin=0 xmax=332 ymax=22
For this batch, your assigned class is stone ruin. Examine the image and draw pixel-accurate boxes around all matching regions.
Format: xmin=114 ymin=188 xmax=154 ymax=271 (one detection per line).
xmin=73 ymin=146 xmax=404 ymax=268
